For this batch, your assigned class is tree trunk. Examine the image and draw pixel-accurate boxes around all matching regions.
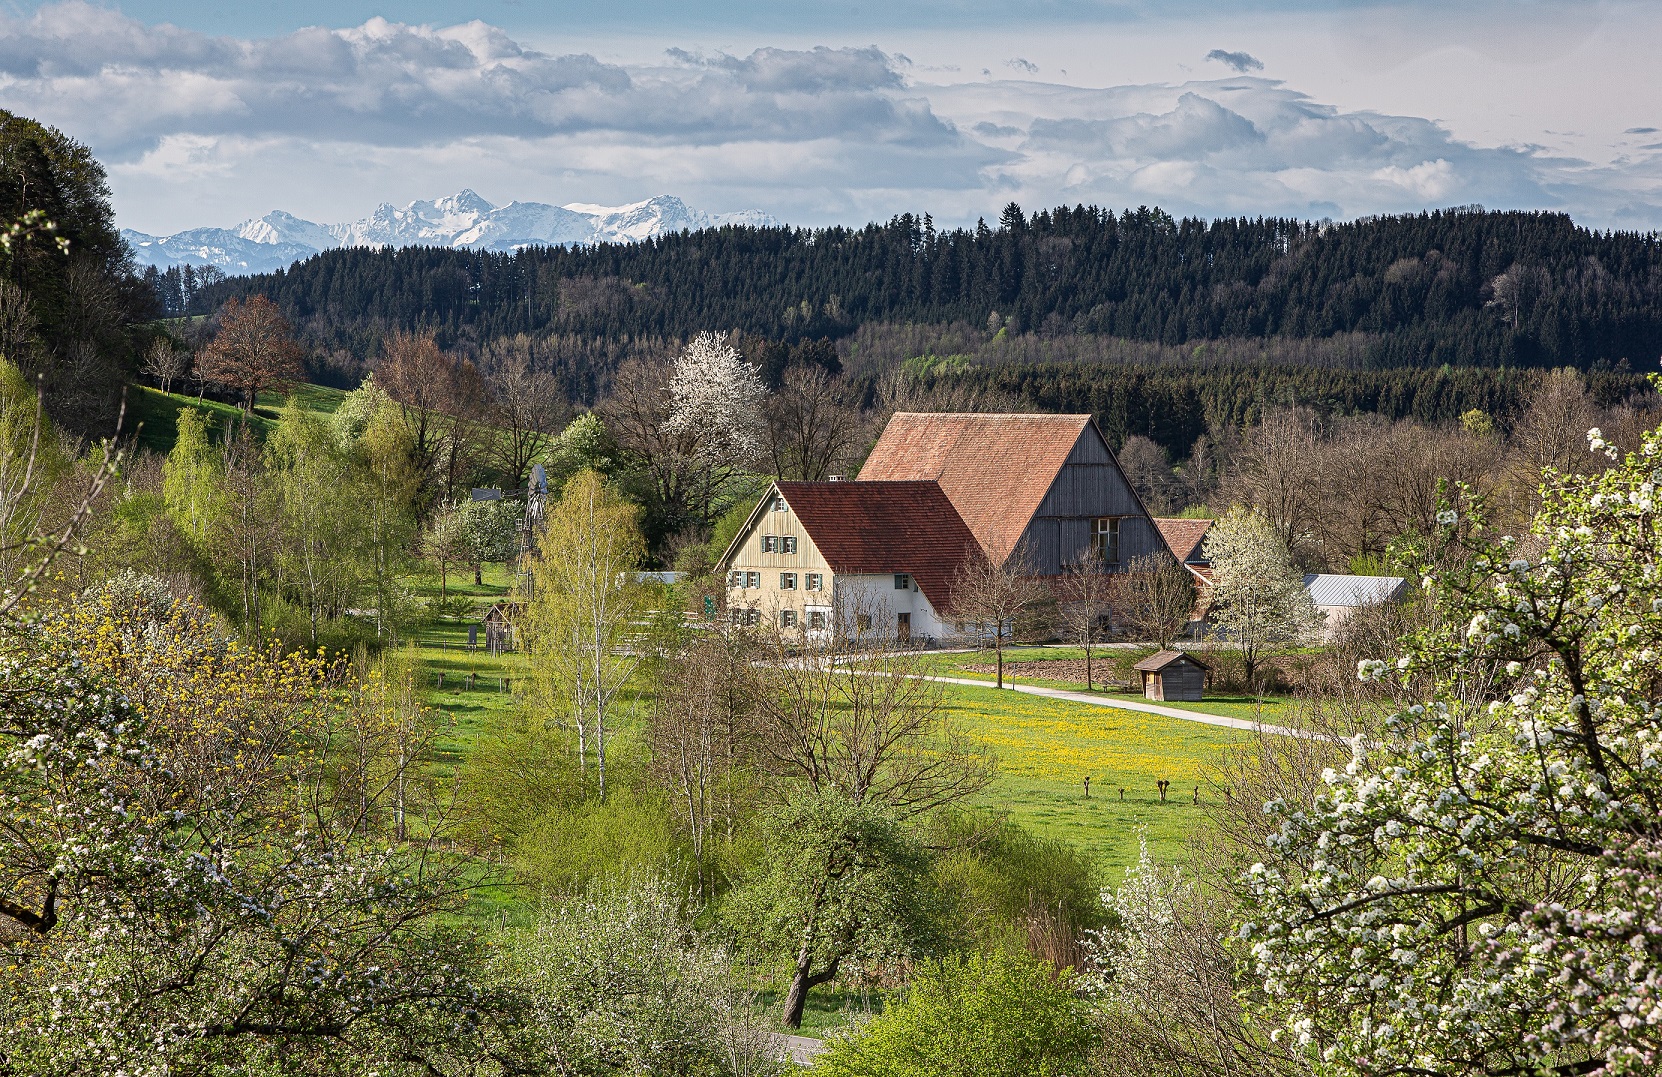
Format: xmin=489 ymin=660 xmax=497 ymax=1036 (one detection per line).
xmin=995 ymin=626 xmax=1004 ymax=689
xmin=1085 ymin=638 xmax=1093 ymax=690
xmin=474 ymin=562 xmax=483 ymax=586
xmin=783 ymin=953 xmax=840 ymax=1029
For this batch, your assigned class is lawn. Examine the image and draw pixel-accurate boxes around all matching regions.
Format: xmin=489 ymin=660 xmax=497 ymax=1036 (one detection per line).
xmin=941 ymin=678 xmax=1253 ymax=878
xmin=126 ymin=382 xmax=348 ymax=455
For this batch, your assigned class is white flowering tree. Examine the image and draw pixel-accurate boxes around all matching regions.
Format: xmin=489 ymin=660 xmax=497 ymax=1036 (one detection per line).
xmin=1205 ymin=506 xmax=1318 ymax=685
xmin=665 ymin=331 xmax=765 ymax=468
xmin=1236 ymin=411 xmax=1662 ymax=1075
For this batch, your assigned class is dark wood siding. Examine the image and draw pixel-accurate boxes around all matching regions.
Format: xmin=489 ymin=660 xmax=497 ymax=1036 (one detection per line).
xmin=1146 ymin=658 xmax=1206 ymax=702
xmin=1022 ymin=425 xmax=1171 ymax=575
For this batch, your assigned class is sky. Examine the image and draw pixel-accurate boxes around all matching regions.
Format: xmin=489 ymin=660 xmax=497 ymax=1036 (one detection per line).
xmin=1 ymin=0 xmax=1659 ymax=236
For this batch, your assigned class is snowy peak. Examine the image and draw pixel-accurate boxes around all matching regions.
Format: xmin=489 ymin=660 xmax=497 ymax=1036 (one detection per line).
xmin=124 ymin=192 xmax=780 ymax=275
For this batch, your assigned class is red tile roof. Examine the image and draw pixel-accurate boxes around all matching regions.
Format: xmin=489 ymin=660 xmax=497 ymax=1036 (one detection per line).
xmin=856 ymin=412 xmax=1094 ymax=561
xmin=1154 ymin=518 xmax=1213 ymax=564
xmin=777 ymin=480 xmax=984 ymax=614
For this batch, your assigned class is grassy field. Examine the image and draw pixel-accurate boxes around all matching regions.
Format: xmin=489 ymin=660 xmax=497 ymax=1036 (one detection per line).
xmin=943 ymin=679 xmax=1251 ymax=877
xmin=126 ymin=383 xmax=348 ymax=455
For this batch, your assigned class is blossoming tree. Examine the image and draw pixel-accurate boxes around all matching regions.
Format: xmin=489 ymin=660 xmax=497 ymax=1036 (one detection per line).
xmin=1236 ymin=409 xmax=1662 ymax=1076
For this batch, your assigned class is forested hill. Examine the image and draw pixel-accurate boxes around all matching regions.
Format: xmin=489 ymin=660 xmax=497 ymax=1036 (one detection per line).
xmin=190 ymin=204 xmax=1662 ymax=373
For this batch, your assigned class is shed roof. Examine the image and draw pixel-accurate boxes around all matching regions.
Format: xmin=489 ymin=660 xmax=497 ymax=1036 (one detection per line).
xmin=1302 ymin=574 xmax=1407 ymax=607
xmin=856 ymin=412 xmax=1095 ymax=561
xmin=1154 ymin=518 xmax=1213 ymax=563
xmin=1133 ymin=649 xmax=1211 ymax=672
xmin=774 ymin=480 xmax=985 ymax=614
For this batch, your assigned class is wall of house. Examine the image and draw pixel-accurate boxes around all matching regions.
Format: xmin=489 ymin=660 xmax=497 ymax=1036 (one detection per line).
xmin=723 ymin=494 xmax=835 ymax=633
xmin=833 ymin=574 xmax=955 ymax=644
xmin=1021 ymin=426 xmax=1169 ymax=574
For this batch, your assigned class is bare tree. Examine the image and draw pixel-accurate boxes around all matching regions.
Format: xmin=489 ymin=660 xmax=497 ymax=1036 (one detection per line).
xmin=950 ymin=540 xmax=1049 ymax=688
xmin=1225 ymin=405 xmax=1323 ymax=563
xmin=1117 ymin=435 xmax=1175 ymax=514
xmin=197 ymin=296 xmax=304 ymax=413
xmin=483 ymin=335 xmax=566 ymax=491
xmin=141 ymin=338 xmax=193 ymax=396
xmin=764 ymin=363 xmax=864 ymax=480
xmin=1058 ymin=549 xmax=1114 ymax=688
xmin=649 ymin=631 xmax=755 ymax=899
xmin=1110 ymin=552 xmax=1198 ymax=649
xmin=377 ymin=328 xmax=485 ymax=502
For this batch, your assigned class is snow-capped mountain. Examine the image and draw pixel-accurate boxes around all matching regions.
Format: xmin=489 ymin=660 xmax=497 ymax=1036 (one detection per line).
xmin=123 ymin=192 xmax=780 ymax=275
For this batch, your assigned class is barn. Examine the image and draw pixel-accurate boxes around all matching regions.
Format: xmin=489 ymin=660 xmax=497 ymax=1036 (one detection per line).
xmin=1133 ymin=649 xmax=1209 ymax=702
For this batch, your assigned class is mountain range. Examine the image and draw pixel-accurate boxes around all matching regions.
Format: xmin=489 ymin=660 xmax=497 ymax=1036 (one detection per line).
xmin=123 ymin=191 xmax=779 ymax=275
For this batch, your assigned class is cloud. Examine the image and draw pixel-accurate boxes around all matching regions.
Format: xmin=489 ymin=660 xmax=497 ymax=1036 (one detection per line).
xmin=1 ymin=2 xmax=1657 ymax=234
xmin=1205 ymin=49 xmax=1264 ymax=73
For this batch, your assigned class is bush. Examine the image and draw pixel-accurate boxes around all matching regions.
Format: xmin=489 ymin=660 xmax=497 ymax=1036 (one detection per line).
xmin=813 ymin=949 xmax=1097 ymax=1077
xmin=929 ymin=812 xmax=1104 ymax=968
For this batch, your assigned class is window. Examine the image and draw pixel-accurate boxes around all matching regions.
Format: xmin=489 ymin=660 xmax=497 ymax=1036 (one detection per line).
xmin=746 ymin=609 xmax=761 ymax=626
xmin=781 ymin=609 xmax=799 ymax=628
xmin=808 ymin=610 xmax=826 ymax=629
xmin=773 ymin=495 xmax=787 ymax=512
xmin=805 ymin=573 xmax=823 ymax=591
xmin=761 ymin=535 xmax=778 ymax=553
xmin=856 ymin=614 xmax=872 ymax=631
xmin=780 ymin=572 xmax=798 ymax=590
xmin=782 ymin=536 xmax=798 ymax=554
xmin=729 ymin=571 xmax=743 ymax=588
xmin=894 ymin=573 xmax=911 ymax=590
xmin=1093 ymin=517 xmax=1121 ymax=564
xmin=746 ymin=571 xmax=760 ymax=588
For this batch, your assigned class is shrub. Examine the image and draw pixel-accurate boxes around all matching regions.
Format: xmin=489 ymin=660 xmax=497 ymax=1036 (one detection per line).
xmin=814 ymin=949 xmax=1097 ymax=1077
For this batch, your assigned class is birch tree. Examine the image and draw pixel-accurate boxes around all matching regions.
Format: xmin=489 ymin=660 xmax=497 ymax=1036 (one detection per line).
xmin=522 ymin=469 xmax=647 ymax=800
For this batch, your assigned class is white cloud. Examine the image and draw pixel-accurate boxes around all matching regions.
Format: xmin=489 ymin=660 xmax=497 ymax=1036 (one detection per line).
xmin=0 ymin=1 xmax=1657 ymax=234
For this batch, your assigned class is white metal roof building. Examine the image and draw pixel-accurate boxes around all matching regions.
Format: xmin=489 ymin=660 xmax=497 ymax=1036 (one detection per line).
xmin=1303 ymin=573 xmax=1408 ymax=635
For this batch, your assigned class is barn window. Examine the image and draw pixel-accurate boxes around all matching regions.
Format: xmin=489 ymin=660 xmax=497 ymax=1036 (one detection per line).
xmin=1092 ymin=518 xmax=1121 ymax=564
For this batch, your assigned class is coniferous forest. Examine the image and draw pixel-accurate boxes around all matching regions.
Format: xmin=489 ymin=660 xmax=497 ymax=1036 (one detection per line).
xmin=189 ymin=203 xmax=1662 ymax=376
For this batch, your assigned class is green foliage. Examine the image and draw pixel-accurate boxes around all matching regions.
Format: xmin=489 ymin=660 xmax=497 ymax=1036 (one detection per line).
xmin=929 ymin=811 xmax=1106 ymax=951
xmin=813 ymin=949 xmax=1097 ymax=1077
xmin=161 ymin=406 xmax=224 ymax=545
xmin=547 ymin=411 xmax=617 ymax=484
xmin=725 ymin=791 xmax=943 ymax=975
xmin=497 ymin=876 xmax=786 ymax=1077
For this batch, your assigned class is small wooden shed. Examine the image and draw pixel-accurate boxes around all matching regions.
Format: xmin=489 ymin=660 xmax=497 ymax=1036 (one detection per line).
xmin=1133 ymin=649 xmax=1209 ymax=702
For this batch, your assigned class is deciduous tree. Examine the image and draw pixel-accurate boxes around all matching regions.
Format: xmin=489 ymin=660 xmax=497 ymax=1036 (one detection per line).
xmin=950 ymin=540 xmax=1049 ymax=688
xmin=1110 ymin=551 xmax=1198 ymax=649
xmin=1236 ymin=409 xmax=1662 ymax=1075
xmin=196 ymin=295 xmax=304 ymax=413
xmin=1204 ymin=507 xmax=1315 ymax=686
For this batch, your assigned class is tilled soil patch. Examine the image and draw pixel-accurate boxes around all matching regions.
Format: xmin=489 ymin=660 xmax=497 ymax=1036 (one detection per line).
xmin=958 ymin=659 xmax=1132 ymax=687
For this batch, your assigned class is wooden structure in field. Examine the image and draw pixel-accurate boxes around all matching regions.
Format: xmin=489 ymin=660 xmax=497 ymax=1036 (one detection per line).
xmin=1133 ymin=649 xmax=1209 ymax=702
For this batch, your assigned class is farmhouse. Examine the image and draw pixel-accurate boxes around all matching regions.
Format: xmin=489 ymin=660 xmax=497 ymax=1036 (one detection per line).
xmin=719 ymin=411 xmax=1178 ymax=643
xmin=857 ymin=412 xmax=1168 ymax=573
xmin=719 ymin=480 xmax=981 ymax=642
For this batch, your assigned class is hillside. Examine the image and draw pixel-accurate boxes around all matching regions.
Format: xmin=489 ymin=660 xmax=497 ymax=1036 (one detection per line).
xmin=189 ymin=204 xmax=1662 ymax=381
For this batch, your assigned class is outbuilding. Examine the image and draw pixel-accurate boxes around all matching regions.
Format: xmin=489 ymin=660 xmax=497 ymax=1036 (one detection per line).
xmin=1133 ymin=649 xmax=1209 ymax=702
